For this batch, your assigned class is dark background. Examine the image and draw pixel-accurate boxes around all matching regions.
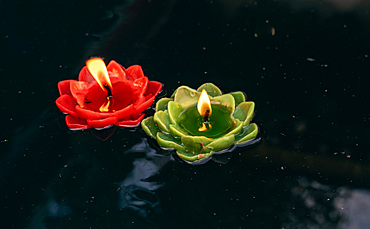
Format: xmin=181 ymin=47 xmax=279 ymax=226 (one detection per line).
xmin=1 ymin=0 xmax=370 ymax=228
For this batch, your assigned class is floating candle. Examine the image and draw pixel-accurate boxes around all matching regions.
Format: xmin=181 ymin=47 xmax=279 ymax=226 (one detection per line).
xmin=141 ymin=82 xmax=259 ymax=164
xmin=56 ymin=58 xmax=162 ymax=130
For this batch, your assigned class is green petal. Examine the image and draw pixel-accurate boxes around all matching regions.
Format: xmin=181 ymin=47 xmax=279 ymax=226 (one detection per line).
xmin=235 ymin=123 xmax=258 ymax=144
xmin=169 ymin=124 xmax=189 ymax=137
xmin=225 ymin=119 xmax=243 ymax=137
xmin=233 ymin=101 xmax=255 ymax=125
xmin=141 ymin=117 xmax=159 ymax=139
xmin=181 ymin=135 xmax=213 ymax=153
xmin=173 ymin=86 xmax=200 ymax=107
xmin=156 ymin=132 xmax=184 ymax=151
xmin=156 ymin=98 xmax=172 ymax=111
xmin=212 ymin=94 xmax=235 ymax=115
xmin=153 ymin=110 xmax=171 ymax=133
xmin=230 ymin=91 xmax=246 ymax=106
xmin=176 ymin=149 xmax=213 ymax=162
xmin=204 ymin=135 xmax=235 ymax=153
xmin=197 ymin=83 xmax=222 ymax=97
xmin=167 ymin=101 xmax=183 ymax=125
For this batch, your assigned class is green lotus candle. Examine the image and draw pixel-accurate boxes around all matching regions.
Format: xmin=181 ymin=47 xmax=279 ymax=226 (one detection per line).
xmin=141 ymin=83 xmax=259 ymax=164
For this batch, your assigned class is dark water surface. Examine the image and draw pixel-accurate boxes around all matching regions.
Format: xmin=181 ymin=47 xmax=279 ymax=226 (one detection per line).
xmin=1 ymin=0 xmax=370 ymax=228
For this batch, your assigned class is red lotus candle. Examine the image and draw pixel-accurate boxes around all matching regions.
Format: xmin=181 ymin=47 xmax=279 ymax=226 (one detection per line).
xmin=56 ymin=58 xmax=162 ymax=130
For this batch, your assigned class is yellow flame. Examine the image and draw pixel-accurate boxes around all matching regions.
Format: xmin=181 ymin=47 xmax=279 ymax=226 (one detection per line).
xmin=198 ymin=123 xmax=206 ymax=131
xmin=198 ymin=123 xmax=212 ymax=132
xmin=99 ymin=97 xmax=111 ymax=112
xmin=86 ymin=58 xmax=112 ymax=93
xmin=197 ymin=89 xmax=212 ymax=116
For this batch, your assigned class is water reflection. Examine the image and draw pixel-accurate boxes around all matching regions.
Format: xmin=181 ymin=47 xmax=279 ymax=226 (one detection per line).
xmin=118 ymin=139 xmax=170 ymax=223
xmin=285 ymin=0 xmax=367 ymax=10
xmin=279 ymin=177 xmax=370 ymax=228
xmin=336 ymin=189 xmax=370 ymax=228
xmin=282 ymin=177 xmax=341 ymax=228
xmin=5 ymin=112 xmax=370 ymax=228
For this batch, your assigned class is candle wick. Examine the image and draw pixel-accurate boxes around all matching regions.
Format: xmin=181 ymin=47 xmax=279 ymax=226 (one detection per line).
xmin=204 ymin=110 xmax=210 ymax=122
xmin=104 ymin=83 xmax=113 ymax=97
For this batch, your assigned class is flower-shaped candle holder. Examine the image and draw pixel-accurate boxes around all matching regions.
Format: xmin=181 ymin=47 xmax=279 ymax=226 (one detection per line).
xmin=141 ymin=83 xmax=259 ymax=164
xmin=56 ymin=58 xmax=162 ymax=130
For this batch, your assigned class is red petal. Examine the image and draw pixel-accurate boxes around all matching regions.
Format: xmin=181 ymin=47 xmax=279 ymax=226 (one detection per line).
xmin=133 ymin=95 xmax=155 ymax=115
xmin=144 ymin=81 xmax=162 ymax=96
xmin=87 ymin=116 xmax=118 ymax=129
xmin=110 ymin=80 xmax=140 ymax=111
xmin=134 ymin=95 xmax=146 ymax=106
xmin=125 ymin=65 xmax=144 ymax=81
xmin=56 ymin=94 xmax=78 ymax=117
xmin=83 ymin=83 xmax=109 ymax=111
xmin=58 ymin=80 xmax=75 ymax=96
xmin=133 ymin=76 xmax=149 ymax=96
xmin=112 ymin=104 xmax=134 ymax=120
xmin=116 ymin=113 xmax=145 ymax=127
xmin=78 ymin=66 xmax=95 ymax=83
xmin=107 ymin=60 xmax=126 ymax=80
xmin=75 ymin=105 xmax=111 ymax=120
xmin=65 ymin=115 xmax=90 ymax=130
xmin=70 ymin=81 xmax=90 ymax=107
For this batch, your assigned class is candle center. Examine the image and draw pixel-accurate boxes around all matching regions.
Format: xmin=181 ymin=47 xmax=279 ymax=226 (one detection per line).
xmin=86 ymin=58 xmax=113 ymax=112
xmin=179 ymin=104 xmax=234 ymax=138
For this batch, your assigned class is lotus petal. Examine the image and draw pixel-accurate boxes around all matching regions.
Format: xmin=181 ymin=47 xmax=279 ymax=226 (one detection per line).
xmin=145 ymin=81 xmax=162 ymax=97
xmin=173 ymin=86 xmax=200 ymax=108
xmin=204 ymin=135 xmax=235 ymax=153
xmin=107 ymin=60 xmax=126 ymax=80
xmin=65 ymin=115 xmax=89 ymax=130
xmin=235 ymin=123 xmax=259 ymax=144
xmin=156 ymin=98 xmax=172 ymax=111
xmin=197 ymin=83 xmax=222 ymax=97
xmin=230 ymin=91 xmax=246 ymax=106
xmin=167 ymin=101 xmax=183 ymax=125
xmin=169 ymin=124 xmax=189 ymax=137
xmin=212 ymin=94 xmax=235 ymax=115
xmin=58 ymin=80 xmax=74 ymax=96
xmin=153 ymin=110 xmax=171 ymax=133
xmin=224 ymin=119 xmax=243 ymax=136
xmin=125 ymin=65 xmax=144 ymax=81
xmin=87 ymin=116 xmax=118 ymax=129
xmin=56 ymin=94 xmax=78 ymax=117
xmin=133 ymin=76 xmax=149 ymax=96
xmin=141 ymin=116 xmax=160 ymax=139
xmin=156 ymin=132 xmax=184 ymax=151
xmin=233 ymin=102 xmax=255 ymax=125
xmin=116 ymin=113 xmax=145 ymax=127
xmin=78 ymin=66 xmax=95 ymax=83
xmin=176 ymin=150 xmax=213 ymax=163
xmin=181 ymin=135 xmax=213 ymax=153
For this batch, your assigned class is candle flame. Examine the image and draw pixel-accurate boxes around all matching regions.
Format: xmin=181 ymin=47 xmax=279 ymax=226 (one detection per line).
xmin=86 ymin=58 xmax=113 ymax=94
xmin=197 ymin=89 xmax=212 ymax=116
xmin=198 ymin=89 xmax=212 ymax=132
xmin=198 ymin=122 xmax=212 ymax=132
xmin=99 ymin=97 xmax=111 ymax=112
